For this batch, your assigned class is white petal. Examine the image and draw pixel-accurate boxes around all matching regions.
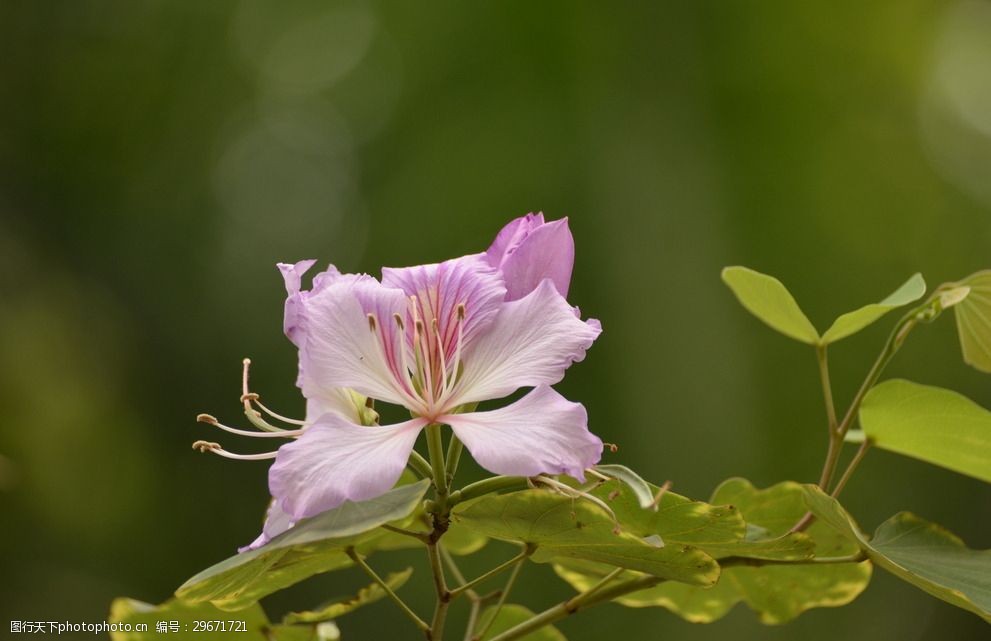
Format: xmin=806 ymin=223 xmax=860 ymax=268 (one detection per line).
xmin=269 ymin=416 xmax=427 ymax=520
xmin=453 ymin=279 xmax=601 ymax=404
xmin=444 ymin=385 xmax=602 ymax=481
xmin=301 ymin=276 xmax=417 ymax=408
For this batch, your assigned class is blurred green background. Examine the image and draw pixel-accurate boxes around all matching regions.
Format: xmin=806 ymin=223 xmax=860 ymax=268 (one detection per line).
xmin=1 ymin=1 xmax=990 ymax=639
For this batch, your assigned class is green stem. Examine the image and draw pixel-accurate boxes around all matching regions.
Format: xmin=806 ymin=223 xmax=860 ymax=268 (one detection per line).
xmin=427 ymin=540 xmax=451 ymax=641
xmin=486 ymin=574 xmax=663 ymax=641
xmin=795 ymin=310 xmax=921 ymax=533
xmin=445 ymin=435 xmax=464 ymax=486
xmin=426 ymin=424 xmax=449 ymax=501
xmin=381 ymin=523 xmax=430 ymax=544
xmin=816 ymin=344 xmax=838 ymax=430
xmin=346 ymin=548 xmax=429 ymax=633
xmin=830 ymin=440 xmax=872 ymax=499
xmin=448 ymin=476 xmax=529 ymax=506
xmin=471 ymin=554 xmax=525 ymax=641
xmin=450 ymin=549 xmax=530 ymax=598
xmin=408 ymin=450 xmax=435 ymax=480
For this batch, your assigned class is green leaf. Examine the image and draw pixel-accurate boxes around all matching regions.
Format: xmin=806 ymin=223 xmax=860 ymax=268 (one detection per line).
xmin=820 ymin=273 xmax=926 ymax=344
xmin=721 ymin=266 xmax=819 ymax=344
xmin=475 ymin=604 xmax=566 ymax=641
xmin=176 ymin=479 xmax=431 ymax=610
xmin=859 ymin=379 xmax=991 ymax=482
xmin=587 ymin=477 xmax=813 ymax=561
xmin=803 ymin=486 xmax=991 ymax=622
xmin=452 ymin=490 xmax=719 ymax=586
xmin=555 ymin=479 xmax=871 ymax=624
xmin=109 ymin=597 xmax=271 ymax=640
xmin=593 ymin=464 xmax=657 ymax=510
xmin=952 ymin=270 xmax=991 ymax=372
xmin=283 ymin=568 xmax=412 ymax=624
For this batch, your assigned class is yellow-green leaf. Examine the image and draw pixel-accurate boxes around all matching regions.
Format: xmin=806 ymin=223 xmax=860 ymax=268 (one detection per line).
xmin=820 ymin=273 xmax=926 ymax=344
xmin=176 ymin=479 xmax=430 ymax=610
xmin=721 ymin=266 xmax=819 ymax=344
xmin=109 ymin=598 xmax=271 ymax=640
xmin=554 ymin=479 xmax=871 ymax=624
xmin=452 ymin=490 xmax=719 ymax=586
xmin=859 ymin=379 xmax=991 ymax=482
xmin=804 ymin=486 xmax=991 ymax=622
xmin=283 ymin=568 xmax=412 ymax=624
xmin=952 ymin=270 xmax=991 ymax=371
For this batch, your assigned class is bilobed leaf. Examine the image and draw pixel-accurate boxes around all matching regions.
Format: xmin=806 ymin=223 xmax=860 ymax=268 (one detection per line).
xmin=820 ymin=273 xmax=926 ymax=344
xmin=452 ymin=490 xmax=719 ymax=586
xmin=475 ymin=605 xmax=566 ymax=641
xmin=589 ymin=477 xmax=813 ymax=561
xmin=803 ymin=486 xmax=991 ymax=622
xmin=175 ymin=479 xmax=430 ymax=610
xmin=554 ymin=479 xmax=871 ymax=624
xmin=109 ymin=597 xmax=270 ymax=640
xmin=859 ymin=379 xmax=991 ymax=482
xmin=283 ymin=568 xmax=412 ymax=624
xmin=721 ymin=266 xmax=819 ymax=344
xmin=952 ymin=270 xmax=991 ymax=372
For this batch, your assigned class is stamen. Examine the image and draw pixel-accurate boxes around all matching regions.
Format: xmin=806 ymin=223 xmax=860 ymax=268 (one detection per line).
xmin=394 ymin=313 xmax=416 ymax=392
xmin=414 ymin=319 xmax=435 ymax=404
xmin=191 ymin=440 xmax=278 ymax=460
xmin=439 ymin=303 xmax=466 ymax=405
xmin=367 ymin=313 xmax=378 ymax=333
xmin=241 ymin=358 xmax=290 ymax=433
xmin=433 ymin=318 xmax=449 ymax=394
xmin=197 ymin=413 xmax=302 ymax=438
xmin=648 ymin=480 xmax=672 ymax=510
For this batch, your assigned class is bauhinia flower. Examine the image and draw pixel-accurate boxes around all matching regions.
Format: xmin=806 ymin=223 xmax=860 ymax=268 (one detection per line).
xmin=267 ymin=214 xmax=602 ymax=523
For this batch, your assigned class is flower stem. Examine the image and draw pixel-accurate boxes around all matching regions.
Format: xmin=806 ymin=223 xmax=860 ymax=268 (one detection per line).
xmin=445 ymin=435 xmax=464 ymax=486
xmin=346 ymin=548 xmax=429 ymax=633
xmin=426 ymin=424 xmax=449 ymax=501
xmin=448 ymin=476 xmax=529 ymax=506
xmin=409 ymin=450 xmax=435 ymax=480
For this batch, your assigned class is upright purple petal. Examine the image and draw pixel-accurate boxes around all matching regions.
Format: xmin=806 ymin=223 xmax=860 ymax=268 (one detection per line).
xmin=452 ymin=279 xmax=601 ymax=405
xmin=443 ymin=385 xmax=602 ymax=481
xmin=277 ymin=260 xmax=342 ymax=347
xmin=269 ymin=415 xmax=427 ymax=520
xmin=485 ymin=214 xmax=575 ymax=301
xmin=382 ymin=254 xmax=506 ymax=363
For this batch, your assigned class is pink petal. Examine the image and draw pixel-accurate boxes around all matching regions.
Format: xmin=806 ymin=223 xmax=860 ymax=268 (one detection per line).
xmin=443 ymin=385 xmax=602 ymax=481
xmin=269 ymin=416 xmax=427 ymax=520
xmin=382 ymin=254 xmax=506 ymax=363
xmin=485 ymin=213 xmax=545 ymax=264
xmin=239 ymin=499 xmax=295 ymax=553
xmin=486 ymin=215 xmax=574 ymax=301
xmin=300 ymin=276 xmax=416 ymax=408
xmin=277 ymin=260 xmax=341 ymax=347
xmin=454 ymin=279 xmax=601 ymax=404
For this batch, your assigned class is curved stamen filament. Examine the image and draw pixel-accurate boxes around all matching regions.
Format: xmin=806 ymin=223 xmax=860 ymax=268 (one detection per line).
xmin=367 ymin=311 xmax=423 ymax=412
xmin=192 ymin=440 xmax=278 ymax=460
xmin=242 ymin=395 xmax=306 ymax=427
xmin=241 ymin=358 xmax=292 ymax=433
xmin=197 ymin=414 xmax=303 ymax=438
